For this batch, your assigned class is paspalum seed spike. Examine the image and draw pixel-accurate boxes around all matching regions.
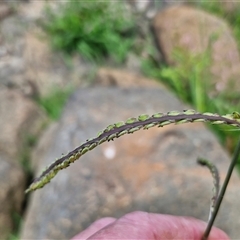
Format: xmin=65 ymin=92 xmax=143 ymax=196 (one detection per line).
xmin=26 ymin=110 xmax=240 ymax=193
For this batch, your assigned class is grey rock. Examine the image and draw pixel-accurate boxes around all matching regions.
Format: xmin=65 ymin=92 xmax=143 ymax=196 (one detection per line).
xmin=21 ymin=86 xmax=240 ymax=239
xmin=0 ymin=15 xmax=27 ymax=42
xmin=127 ymin=0 xmax=175 ymax=19
xmin=0 ymin=57 xmax=25 ymax=86
xmin=0 ymin=1 xmax=92 ymax=97
xmin=0 ymin=86 xmax=46 ymax=158
xmin=23 ymin=29 xmax=92 ymax=98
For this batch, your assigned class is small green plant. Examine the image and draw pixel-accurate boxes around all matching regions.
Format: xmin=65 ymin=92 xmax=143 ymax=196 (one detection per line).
xmin=142 ymin=49 xmax=212 ymax=112
xmin=20 ymin=134 xmax=38 ymax=174
xmin=8 ymin=233 xmax=19 ymax=240
xmin=43 ymin=1 xmax=136 ymax=63
xmin=37 ymin=87 xmax=73 ymax=120
xmin=8 ymin=212 xmax=22 ymax=240
xmin=141 ymin=48 xmax=240 ymax=153
xmin=149 ymin=50 xmax=211 ymax=112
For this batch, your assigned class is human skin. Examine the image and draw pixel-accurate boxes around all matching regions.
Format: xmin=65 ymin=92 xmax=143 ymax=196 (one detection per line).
xmin=71 ymin=211 xmax=230 ymax=240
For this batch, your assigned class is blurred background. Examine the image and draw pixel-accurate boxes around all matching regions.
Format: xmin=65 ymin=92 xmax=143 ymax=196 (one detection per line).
xmin=1 ymin=0 xmax=240 ymax=239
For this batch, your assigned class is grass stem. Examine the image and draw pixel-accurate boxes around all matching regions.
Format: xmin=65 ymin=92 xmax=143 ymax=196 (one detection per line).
xmin=202 ymin=137 xmax=240 ymax=239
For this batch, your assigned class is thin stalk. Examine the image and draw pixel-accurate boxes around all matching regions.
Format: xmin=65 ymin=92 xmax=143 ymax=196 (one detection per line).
xmin=197 ymin=158 xmax=220 ymax=222
xmin=202 ymin=137 xmax=240 ymax=239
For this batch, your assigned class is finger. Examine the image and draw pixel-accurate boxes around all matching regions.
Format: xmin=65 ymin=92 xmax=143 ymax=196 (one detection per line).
xmin=87 ymin=211 xmax=230 ymax=240
xmin=71 ymin=217 xmax=116 ymax=240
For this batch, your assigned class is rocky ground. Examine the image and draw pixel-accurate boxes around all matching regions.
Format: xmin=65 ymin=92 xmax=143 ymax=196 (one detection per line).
xmin=0 ymin=0 xmax=239 ymax=239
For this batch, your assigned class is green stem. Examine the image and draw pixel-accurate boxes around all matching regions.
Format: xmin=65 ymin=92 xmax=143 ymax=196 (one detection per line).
xmin=202 ymin=137 xmax=240 ymax=239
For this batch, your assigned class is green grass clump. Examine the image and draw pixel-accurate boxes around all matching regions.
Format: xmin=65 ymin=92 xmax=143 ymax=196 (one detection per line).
xmin=43 ymin=1 xmax=136 ymax=63
xmin=142 ymin=49 xmax=211 ymax=112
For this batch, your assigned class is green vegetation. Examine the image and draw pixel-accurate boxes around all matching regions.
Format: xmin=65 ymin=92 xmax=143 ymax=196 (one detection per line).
xmin=142 ymin=47 xmax=240 ymax=154
xmin=8 ymin=233 xmax=19 ymax=240
xmin=8 ymin=212 xmax=22 ymax=240
xmin=20 ymin=134 xmax=38 ymax=174
xmin=142 ymin=49 xmax=211 ymax=113
xmin=37 ymin=87 xmax=73 ymax=120
xmin=43 ymin=1 xmax=136 ymax=63
xmin=195 ymin=0 xmax=240 ymax=162
xmin=141 ymin=1 xmax=240 ymax=155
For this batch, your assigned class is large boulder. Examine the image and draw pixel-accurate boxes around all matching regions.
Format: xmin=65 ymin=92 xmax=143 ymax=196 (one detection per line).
xmin=21 ymin=84 xmax=240 ymax=238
